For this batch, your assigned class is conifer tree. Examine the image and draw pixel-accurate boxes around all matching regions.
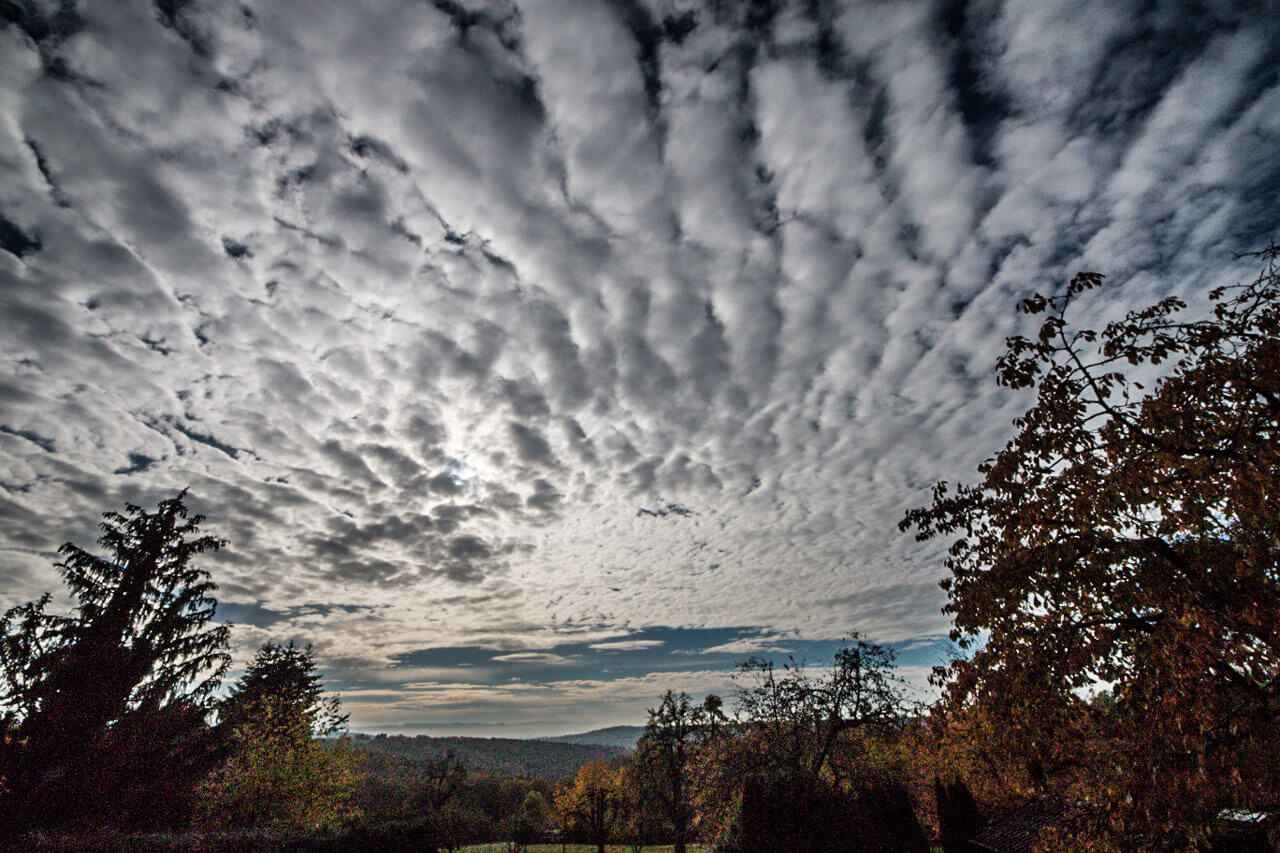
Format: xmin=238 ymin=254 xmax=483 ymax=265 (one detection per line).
xmin=199 ymin=641 xmax=356 ymax=830
xmin=217 ymin=640 xmax=347 ymax=739
xmin=0 ymin=492 xmax=230 ymax=833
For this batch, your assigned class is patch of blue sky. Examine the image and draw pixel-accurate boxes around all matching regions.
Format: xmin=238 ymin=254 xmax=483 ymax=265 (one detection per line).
xmin=328 ymin=626 xmax=957 ymax=697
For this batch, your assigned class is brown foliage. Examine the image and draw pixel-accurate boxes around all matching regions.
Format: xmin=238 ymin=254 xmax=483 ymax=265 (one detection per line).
xmin=557 ymin=758 xmax=624 ymax=853
xmin=902 ymin=246 xmax=1280 ymax=849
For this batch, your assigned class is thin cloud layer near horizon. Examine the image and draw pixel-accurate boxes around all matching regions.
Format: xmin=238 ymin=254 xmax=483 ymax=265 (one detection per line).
xmin=1 ymin=0 xmax=1277 ymax=736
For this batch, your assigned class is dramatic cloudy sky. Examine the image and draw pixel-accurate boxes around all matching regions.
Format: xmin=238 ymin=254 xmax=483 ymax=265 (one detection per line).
xmin=1 ymin=0 xmax=1277 ymax=735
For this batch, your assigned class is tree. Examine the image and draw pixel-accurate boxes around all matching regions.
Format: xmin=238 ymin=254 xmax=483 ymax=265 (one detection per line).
xmin=617 ymin=765 xmax=666 ymax=853
xmin=199 ymin=641 xmax=356 ymax=831
xmin=902 ymin=246 xmax=1280 ymax=849
xmin=0 ymin=492 xmax=230 ymax=834
xmin=733 ymin=633 xmax=912 ymax=780
xmin=216 ymin=640 xmax=347 ymax=739
xmin=435 ymin=800 xmax=490 ymax=853
xmin=557 ymin=759 xmax=622 ymax=853
xmin=633 ymin=691 xmax=725 ymax=853
xmin=505 ymin=789 xmax=548 ymax=852
xmin=413 ymin=748 xmax=468 ymax=813
xmin=709 ymin=635 xmax=924 ymax=852
xmin=411 ymin=750 xmax=470 ymax=849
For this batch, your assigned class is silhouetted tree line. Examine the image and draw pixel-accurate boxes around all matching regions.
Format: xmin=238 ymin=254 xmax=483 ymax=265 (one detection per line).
xmin=0 ymin=492 xmax=940 ymax=851
xmin=545 ymin=638 xmax=934 ymax=853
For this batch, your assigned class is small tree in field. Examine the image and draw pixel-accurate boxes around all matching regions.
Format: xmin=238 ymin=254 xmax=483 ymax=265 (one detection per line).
xmin=0 ymin=492 xmax=229 ymax=834
xmin=558 ymin=759 xmax=622 ymax=853
xmin=902 ymin=246 xmax=1280 ymax=849
xmin=505 ymin=789 xmax=548 ymax=852
xmin=632 ymin=690 xmax=725 ymax=853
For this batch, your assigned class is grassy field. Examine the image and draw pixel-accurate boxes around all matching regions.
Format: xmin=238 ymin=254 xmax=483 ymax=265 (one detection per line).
xmin=455 ymin=840 xmax=711 ymax=845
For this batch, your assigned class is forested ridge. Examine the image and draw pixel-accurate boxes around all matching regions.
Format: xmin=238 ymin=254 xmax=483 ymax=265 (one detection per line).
xmin=348 ymin=733 xmax=625 ymax=779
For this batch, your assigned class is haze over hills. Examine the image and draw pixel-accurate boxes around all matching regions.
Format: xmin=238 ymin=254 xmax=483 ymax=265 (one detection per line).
xmin=538 ymin=725 xmax=645 ymax=750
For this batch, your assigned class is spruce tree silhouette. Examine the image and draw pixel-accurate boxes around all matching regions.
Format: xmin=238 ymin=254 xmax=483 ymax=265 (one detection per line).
xmin=0 ymin=492 xmax=229 ymax=834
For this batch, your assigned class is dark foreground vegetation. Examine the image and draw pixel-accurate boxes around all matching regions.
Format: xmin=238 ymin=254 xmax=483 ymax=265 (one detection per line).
xmin=2 ymin=246 xmax=1278 ymax=851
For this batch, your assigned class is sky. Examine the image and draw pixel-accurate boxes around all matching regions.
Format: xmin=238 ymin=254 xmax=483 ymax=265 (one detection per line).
xmin=0 ymin=0 xmax=1277 ymax=737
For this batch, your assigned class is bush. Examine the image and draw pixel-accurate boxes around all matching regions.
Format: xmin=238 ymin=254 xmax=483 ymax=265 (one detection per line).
xmin=720 ymin=772 xmax=929 ymax=853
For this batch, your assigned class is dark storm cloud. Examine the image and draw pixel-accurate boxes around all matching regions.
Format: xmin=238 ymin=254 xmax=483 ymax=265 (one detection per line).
xmin=0 ymin=0 xmax=1277 ymax=732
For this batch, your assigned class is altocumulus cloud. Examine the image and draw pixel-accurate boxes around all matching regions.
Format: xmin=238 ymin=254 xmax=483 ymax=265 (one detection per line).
xmin=0 ymin=0 xmax=1277 ymax=733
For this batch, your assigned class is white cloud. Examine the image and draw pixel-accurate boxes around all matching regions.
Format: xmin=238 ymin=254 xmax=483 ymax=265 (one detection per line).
xmin=491 ymin=652 xmax=572 ymax=664
xmin=589 ymin=640 xmax=666 ymax=651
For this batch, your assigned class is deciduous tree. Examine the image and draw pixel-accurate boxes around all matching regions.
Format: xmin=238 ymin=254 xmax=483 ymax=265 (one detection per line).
xmin=413 ymin=748 xmax=467 ymax=813
xmin=558 ymin=758 xmax=622 ymax=853
xmin=902 ymin=246 xmax=1280 ymax=849
xmin=632 ymin=690 xmax=725 ymax=853
xmin=733 ymin=633 xmax=912 ymax=780
xmin=506 ymin=789 xmax=548 ymax=852
xmin=698 ymin=636 xmax=923 ymax=852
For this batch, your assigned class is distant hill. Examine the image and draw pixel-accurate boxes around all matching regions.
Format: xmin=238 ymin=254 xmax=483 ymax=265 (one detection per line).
xmin=539 ymin=725 xmax=645 ymax=750
xmin=347 ymin=733 xmax=623 ymax=779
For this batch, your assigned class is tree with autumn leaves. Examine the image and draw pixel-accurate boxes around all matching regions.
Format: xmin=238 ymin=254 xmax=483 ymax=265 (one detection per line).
xmin=614 ymin=640 xmax=926 ymax=853
xmin=198 ymin=641 xmax=358 ymax=831
xmin=556 ymin=758 xmax=624 ymax=853
xmin=630 ymin=691 xmax=726 ymax=853
xmin=903 ymin=245 xmax=1280 ymax=849
xmin=1 ymin=245 xmax=1274 ymax=852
